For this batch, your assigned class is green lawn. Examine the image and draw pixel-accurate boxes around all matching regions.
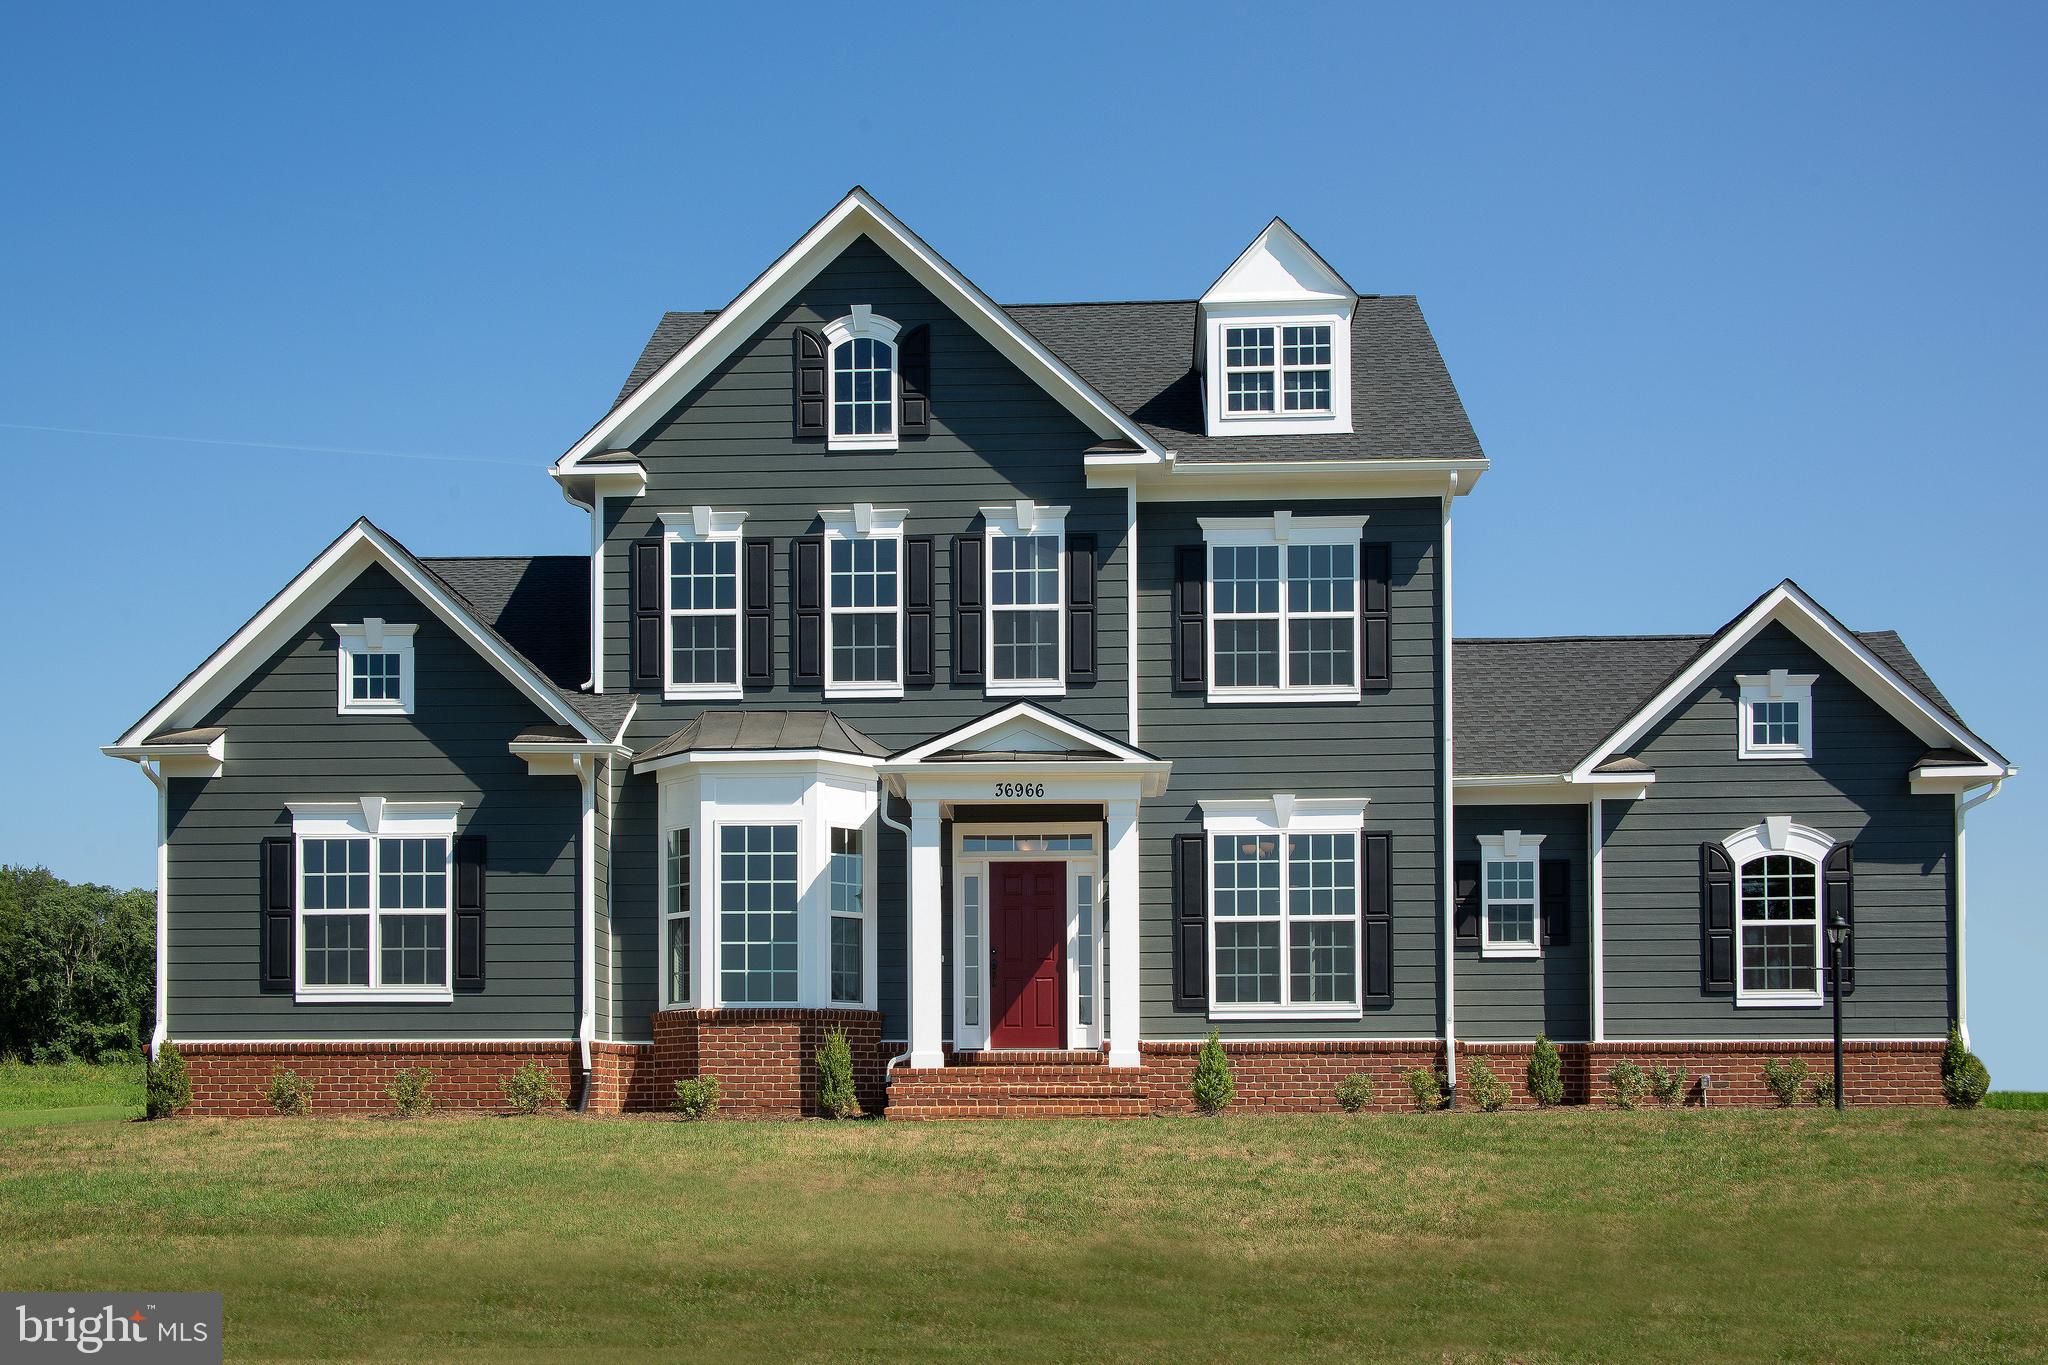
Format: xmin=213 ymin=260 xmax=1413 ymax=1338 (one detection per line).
xmin=1 ymin=1099 xmax=2042 ymax=1362
xmin=1986 ymin=1091 xmax=2048 ymax=1111
xmin=0 ymin=1059 xmax=143 ymax=1125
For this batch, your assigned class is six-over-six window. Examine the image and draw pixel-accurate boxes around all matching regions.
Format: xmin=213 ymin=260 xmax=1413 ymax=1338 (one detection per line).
xmin=1223 ymin=324 xmax=1334 ymax=414
xmin=1204 ymin=515 xmax=1365 ymax=700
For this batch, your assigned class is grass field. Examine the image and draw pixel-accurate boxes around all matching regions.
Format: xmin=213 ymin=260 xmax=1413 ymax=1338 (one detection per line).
xmin=0 ymin=1082 xmax=2043 ymax=1363
xmin=0 ymin=1060 xmax=143 ymax=1128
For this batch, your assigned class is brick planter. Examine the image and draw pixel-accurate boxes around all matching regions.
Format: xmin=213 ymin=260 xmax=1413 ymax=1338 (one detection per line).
xmin=644 ymin=1008 xmax=885 ymax=1117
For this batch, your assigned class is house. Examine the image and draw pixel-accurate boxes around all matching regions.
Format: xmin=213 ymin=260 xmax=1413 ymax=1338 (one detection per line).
xmin=104 ymin=189 xmax=2014 ymax=1116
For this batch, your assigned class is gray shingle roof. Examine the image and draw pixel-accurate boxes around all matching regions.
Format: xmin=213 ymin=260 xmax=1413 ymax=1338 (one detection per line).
xmin=1455 ymin=629 xmax=1969 ymax=777
xmin=612 ymin=297 xmax=1484 ymax=465
xmin=636 ymin=710 xmax=887 ymax=764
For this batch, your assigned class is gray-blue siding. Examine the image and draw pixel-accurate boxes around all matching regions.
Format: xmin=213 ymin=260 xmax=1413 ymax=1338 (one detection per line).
xmin=1600 ymin=623 xmax=1955 ymax=1040
xmin=164 ymin=564 xmax=584 ymax=1040
xmin=1454 ymin=805 xmax=1590 ymax=1042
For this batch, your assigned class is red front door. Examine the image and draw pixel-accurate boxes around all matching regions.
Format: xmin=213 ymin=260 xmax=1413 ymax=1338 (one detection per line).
xmin=989 ymin=861 xmax=1065 ymax=1049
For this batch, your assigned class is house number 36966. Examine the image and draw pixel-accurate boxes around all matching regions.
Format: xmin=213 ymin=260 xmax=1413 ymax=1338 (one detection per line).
xmin=995 ymin=782 xmax=1046 ymax=799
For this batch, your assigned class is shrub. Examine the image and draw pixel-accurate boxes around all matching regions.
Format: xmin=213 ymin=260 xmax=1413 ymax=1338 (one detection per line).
xmin=1810 ymin=1073 xmax=1837 ymax=1107
xmin=1405 ymin=1067 xmax=1445 ymax=1112
xmin=143 ymin=1040 xmax=190 ymax=1119
xmin=1647 ymin=1065 xmax=1688 ymax=1107
xmin=1607 ymin=1059 xmax=1648 ymax=1111
xmin=1465 ymin=1056 xmax=1510 ymax=1112
xmin=385 ymin=1067 xmax=434 ymax=1118
xmin=1526 ymin=1034 xmax=1565 ymax=1107
xmin=501 ymin=1061 xmax=563 ymax=1115
xmin=266 ymin=1067 xmax=314 ymax=1116
xmin=1191 ymin=1031 xmax=1235 ymax=1115
xmin=673 ymin=1075 xmax=721 ymax=1120
xmin=1335 ymin=1073 xmax=1376 ymax=1113
xmin=1762 ymin=1057 xmax=1809 ymax=1108
xmin=1942 ymin=1022 xmax=1991 ymax=1109
xmin=816 ymin=1029 xmax=859 ymax=1119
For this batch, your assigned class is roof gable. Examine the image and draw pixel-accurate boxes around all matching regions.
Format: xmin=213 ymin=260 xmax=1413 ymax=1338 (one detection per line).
xmin=113 ymin=521 xmax=616 ymax=748
xmin=555 ymin=188 xmax=1165 ymax=473
xmin=891 ymin=702 xmax=1156 ymax=764
xmin=1200 ymin=217 xmax=1357 ymax=307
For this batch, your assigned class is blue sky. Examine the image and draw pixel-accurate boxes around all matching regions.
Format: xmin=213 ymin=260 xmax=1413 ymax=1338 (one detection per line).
xmin=3 ymin=4 xmax=2041 ymax=1082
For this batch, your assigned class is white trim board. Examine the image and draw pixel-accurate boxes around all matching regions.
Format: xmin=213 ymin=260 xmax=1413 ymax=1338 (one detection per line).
xmin=1569 ymin=580 xmax=2011 ymax=781
xmin=112 ymin=519 xmax=608 ymax=748
xmin=551 ymin=188 xmax=1167 ymax=476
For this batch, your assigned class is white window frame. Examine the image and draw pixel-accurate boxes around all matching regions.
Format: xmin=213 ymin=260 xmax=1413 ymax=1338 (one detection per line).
xmin=1726 ymin=818 xmax=1834 ymax=1008
xmin=824 ymin=305 xmax=901 ymax=452
xmin=982 ymin=500 xmax=1068 ymax=698
xmin=828 ymin=825 xmax=868 ymax=1006
xmin=1201 ymin=796 xmax=1368 ymax=1020
xmin=1203 ymin=307 xmax=1352 ymax=436
xmin=663 ymin=826 xmax=693 ymax=1007
xmin=333 ymin=619 xmax=417 ymax=716
xmin=652 ymin=760 xmax=878 ymax=1012
xmin=660 ymin=506 xmax=749 ymax=702
xmin=1200 ymin=513 xmax=1367 ymax=704
xmin=1476 ymin=830 xmax=1545 ymax=960
xmin=287 ymin=798 xmax=461 ymax=1004
xmin=821 ymin=504 xmax=908 ymax=700
xmin=1737 ymin=670 xmax=1817 ymax=760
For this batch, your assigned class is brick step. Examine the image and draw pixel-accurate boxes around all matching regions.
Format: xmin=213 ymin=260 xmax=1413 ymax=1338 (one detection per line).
xmin=942 ymin=1049 xmax=1107 ymax=1068
xmin=886 ymin=1065 xmax=1150 ymax=1119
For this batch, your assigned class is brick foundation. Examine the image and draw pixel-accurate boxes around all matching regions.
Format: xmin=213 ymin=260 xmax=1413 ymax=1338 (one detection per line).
xmin=643 ymin=1008 xmax=886 ymax=1116
xmin=176 ymin=1041 xmax=582 ymax=1117
xmin=1460 ymin=1040 xmax=1946 ymax=1109
xmin=1141 ymin=1039 xmax=1450 ymax=1114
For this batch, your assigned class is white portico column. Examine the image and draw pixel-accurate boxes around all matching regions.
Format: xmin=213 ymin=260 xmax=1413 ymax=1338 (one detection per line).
xmin=1107 ymin=799 xmax=1142 ymax=1068
xmin=906 ymin=798 xmax=946 ymax=1069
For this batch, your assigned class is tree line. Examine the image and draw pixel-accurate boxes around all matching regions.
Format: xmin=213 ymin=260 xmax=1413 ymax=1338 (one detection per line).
xmin=0 ymin=866 xmax=155 ymax=1062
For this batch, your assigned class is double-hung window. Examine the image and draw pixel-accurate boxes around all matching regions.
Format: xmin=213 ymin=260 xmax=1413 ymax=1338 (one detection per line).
xmin=333 ymin=619 xmax=416 ymax=715
xmin=822 ymin=506 xmax=907 ymax=698
xmin=664 ymin=828 xmax=692 ymax=1006
xmin=1204 ymin=799 xmax=1365 ymax=1016
xmin=290 ymin=799 xmax=460 ymax=1002
xmin=1203 ymin=515 xmax=1365 ymax=702
xmin=1219 ymin=322 xmax=1340 ymax=418
xmin=719 ymin=824 xmax=799 ymax=1004
xmin=1737 ymin=670 xmax=1817 ymax=760
xmin=824 ymin=306 xmax=900 ymax=451
xmin=982 ymin=501 xmax=1067 ymax=695
xmin=1477 ymin=832 xmax=1545 ymax=959
xmin=661 ymin=508 xmax=748 ymax=700
xmin=830 ymin=828 xmax=864 ymax=1004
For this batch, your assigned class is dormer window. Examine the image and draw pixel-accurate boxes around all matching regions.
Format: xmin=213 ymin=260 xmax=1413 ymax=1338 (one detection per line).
xmin=334 ymin=619 xmax=416 ymax=715
xmin=1199 ymin=218 xmax=1358 ymax=436
xmin=1281 ymin=325 xmax=1332 ymax=411
xmin=824 ymin=307 xmax=899 ymax=451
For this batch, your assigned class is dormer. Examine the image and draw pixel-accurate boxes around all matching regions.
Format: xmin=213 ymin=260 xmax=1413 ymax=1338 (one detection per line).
xmin=1196 ymin=218 xmax=1358 ymax=438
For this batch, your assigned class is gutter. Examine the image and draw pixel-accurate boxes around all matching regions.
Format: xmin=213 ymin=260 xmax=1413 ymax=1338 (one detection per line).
xmin=1954 ymin=775 xmax=2008 ymax=1050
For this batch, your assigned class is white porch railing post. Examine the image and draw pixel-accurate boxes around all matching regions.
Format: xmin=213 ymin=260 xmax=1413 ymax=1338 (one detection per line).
xmin=907 ymin=798 xmax=946 ymax=1068
xmin=1106 ymin=799 xmax=1142 ymax=1068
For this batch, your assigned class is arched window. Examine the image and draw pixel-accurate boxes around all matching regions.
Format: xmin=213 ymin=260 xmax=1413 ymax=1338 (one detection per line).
xmin=1723 ymin=820 xmax=1834 ymax=1004
xmin=824 ymin=307 xmax=899 ymax=450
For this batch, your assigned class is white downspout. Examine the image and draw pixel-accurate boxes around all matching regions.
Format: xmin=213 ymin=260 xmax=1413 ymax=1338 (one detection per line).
xmin=131 ymin=760 xmax=170 ymax=1057
xmin=1590 ymin=796 xmax=1605 ymax=1043
xmin=878 ymin=797 xmax=916 ymax=1087
xmin=1441 ymin=473 xmax=1458 ymax=1092
xmin=1955 ymin=777 xmax=2006 ymax=1050
xmin=1126 ymin=481 xmax=1139 ymax=746
xmin=574 ymin=755 xmax=598 ymax=1110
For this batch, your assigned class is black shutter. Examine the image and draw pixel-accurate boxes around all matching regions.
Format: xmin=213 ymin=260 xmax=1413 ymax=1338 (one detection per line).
xmin=794 ymin=327 xmax=827 ymax=437
xmin=1540 ymin=858 xmax=1571 ymax=948
xmin=905 ymin=535 xmax=934 ymax=686
xmin=455 ymin=835 xmax=487 ymax=991
xmin=953 ymin=535 xmax=984 ymax=681
xmin=1066 ymin=534 xmax=1097 ymax=684
xmin=1361 ymin=542 xmax=1391 ymax=689
xmin=260 ymin=836 xmax=294 ymax=991
xmin=1173 ymin=544 xmax=1206 ymax=693
xmin=899 ymin=324 xmax=931 ymax=435
xmin=743 ymin=537 xmax=773 ymax=688
xmin=1453 ymin=859 xmax=1481 ymax=949
xmin=792 ymin=535 xmax=823 ymax=688
xmin=1173 ymin=832 xmax=1208 ymax=1012
xmin=1363 ymin=831 xmax=1393 ymax=1006
xmin=632 ymin=538 xmax=663 ymax=688
xmin=1825 ymin=843 xmax=1855 ymax=997
xmin=1701 ymin=842 xmax=1736 ymax=994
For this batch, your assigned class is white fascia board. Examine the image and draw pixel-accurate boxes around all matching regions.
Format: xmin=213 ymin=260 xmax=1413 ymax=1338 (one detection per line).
xmin=890 ymin=700 xmax=1156 ymax=764
xmin=99 ymin=732 xmax=227 ymax=779
xmin=552 ymin=462 xmax=649 ymax=509
xmin=113 ymin=520 xmax=606 ymax=748
xmin=1453 ymin=775 xmax=1654 ymax=805
xmin=1910 ymin=762 xmax=2018 ymax=796
xmin=1569 ymin=581 xmax=2008 ymax=781
xmin=512 ymin=740 xmax=633 ymax=778
xmin=1099 ymin=458 xmax=1488 ymax=503
xmin=553 ymin=190 xmax=1165 ymax=473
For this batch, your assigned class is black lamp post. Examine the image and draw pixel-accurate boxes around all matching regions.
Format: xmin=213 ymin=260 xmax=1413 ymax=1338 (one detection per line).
xmin=1826 ymin=907 xmax=1850 ymax=1110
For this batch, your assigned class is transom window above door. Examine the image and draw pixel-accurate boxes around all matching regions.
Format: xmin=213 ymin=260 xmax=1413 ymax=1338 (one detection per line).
xmin=1201 ymin=513 xmax=1367 ymax=702
xmin=824 ymin=307 xmax=900 ymax=451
